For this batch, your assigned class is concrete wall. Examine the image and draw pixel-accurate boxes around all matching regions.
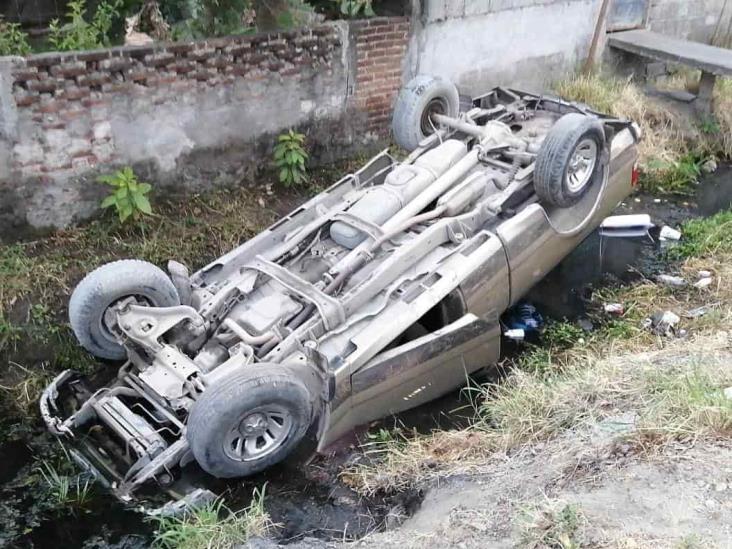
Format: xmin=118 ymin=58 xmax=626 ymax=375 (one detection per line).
xmin=647 ymin=0 xmax=728 ymax=43
xmin=405 ymin=0 xmax=604 ymax=95
xmin=0 ymin=17 xmax=409 ymax=236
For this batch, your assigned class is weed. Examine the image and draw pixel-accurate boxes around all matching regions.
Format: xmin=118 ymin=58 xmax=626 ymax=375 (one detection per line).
xmin=38 ymin=459 xmax=93 ymax=509
xmin=273 ymin=130 xmax=309 ymax=187
xmin=99 ymin=167 xmax=154 ymax=223
xmin=640 ymin=153 xmax=702 ymax=195
xmin=0 ymin=16 xmax=31 ymax=56
xmin=152 ymin=487 xmax=273 ymax=549
xmin=519 ymin=502 xmax=584 ymax=549
xmin=669 ymin=209 xmax=732 ymax=259
xmin=0 ymin=362 xmax=54 ymax=413
xmin=542 ymin=321 xmax=585 ymax=349
xmin=49 ymin=0 xmax=121 ymax=52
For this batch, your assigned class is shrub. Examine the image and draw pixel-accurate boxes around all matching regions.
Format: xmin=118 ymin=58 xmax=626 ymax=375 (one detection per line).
xmin=99 ymin=167 xmax=153 ymax=223
xmin=49 ymin=0 xmax=122 ymax=52
xmin=0 ymin=17 xmax=31 ymax=56
xmin=273 ymin=129 xmax=309 ymax=187
xmin=336 ymin=0 xmax=374 ymax=17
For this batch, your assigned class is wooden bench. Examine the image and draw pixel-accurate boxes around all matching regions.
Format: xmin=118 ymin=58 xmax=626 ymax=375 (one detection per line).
xmin=608 ymin=29 xmax=732 ymax=117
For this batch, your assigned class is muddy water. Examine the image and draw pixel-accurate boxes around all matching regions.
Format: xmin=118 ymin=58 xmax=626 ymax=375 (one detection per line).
xmin=2 ymin=167 xmax=728 ymax=547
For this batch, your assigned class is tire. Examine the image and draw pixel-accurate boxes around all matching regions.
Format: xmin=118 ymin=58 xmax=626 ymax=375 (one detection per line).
xmin=68 ymin=260 xmax=180 ymax=360
xmin=534 ymin=113 xmax=606 ymax=208
xmin=392 ymin=75 xmax=460 ymax=151
xmin=187 ymin=364 xmax=313 ymax=479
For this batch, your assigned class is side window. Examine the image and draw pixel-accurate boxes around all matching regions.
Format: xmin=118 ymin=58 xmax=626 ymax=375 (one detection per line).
xmin=393 ymin=290 xmax=466 ymax=346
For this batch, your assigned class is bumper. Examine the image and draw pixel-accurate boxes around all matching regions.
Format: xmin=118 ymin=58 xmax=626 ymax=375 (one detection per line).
xmin=40 ymin=369 xmax=190 ymax=502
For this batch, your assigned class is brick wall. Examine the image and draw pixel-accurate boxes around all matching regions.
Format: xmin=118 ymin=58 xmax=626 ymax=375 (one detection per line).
xmin=0 ymin=17 xmax=410 ymax=234
xmin=352 ymin=17 xmax=410 ymax=133
xmin=9 ymin=27 xmax=341 ymax=180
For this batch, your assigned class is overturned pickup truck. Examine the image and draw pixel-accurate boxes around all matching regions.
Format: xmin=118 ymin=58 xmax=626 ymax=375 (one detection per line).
xmin=41 ymin=75 xmax=640 ymax=500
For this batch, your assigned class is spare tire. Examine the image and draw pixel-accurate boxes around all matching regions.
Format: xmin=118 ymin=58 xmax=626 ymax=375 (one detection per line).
xmin=392 ymin=75 xmax=460 ymax=151
xmin=69 ymin=260 xmax=179 ymax=360
xmin=534 ymin=113 xmax=606 ymax=208
xmin=187 ymin=364 xmax=314 ymax=478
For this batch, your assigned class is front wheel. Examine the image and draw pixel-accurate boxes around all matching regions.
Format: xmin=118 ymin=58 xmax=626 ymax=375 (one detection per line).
xmin=187 ymin=364 xmax=314 ymax=478
xmin=533 ymin=113 xmax=606 ymax=208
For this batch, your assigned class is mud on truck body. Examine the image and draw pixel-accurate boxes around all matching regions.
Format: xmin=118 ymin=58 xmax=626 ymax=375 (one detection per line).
xmin=41 ymin=76 xmax=640 ymax=501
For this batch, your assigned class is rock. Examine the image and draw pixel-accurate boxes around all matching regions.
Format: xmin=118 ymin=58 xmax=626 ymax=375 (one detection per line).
xmin=578 ymin=318 xmax=594 ymax=332
xmin=694 ymin=277 xmax=713 ymax=289
xmin=659 ymin=226 xmax=682 ymax=241
xmin=701 ymin=158 xmax=718 ymax=174
xmin=657 ymin=274 xmax=686 ymax=287
xmin=604 ymin=303 xmax=625 ymax=316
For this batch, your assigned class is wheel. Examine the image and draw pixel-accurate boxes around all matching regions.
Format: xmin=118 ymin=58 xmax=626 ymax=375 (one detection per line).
xmin=392 ymin=74 xmax=460 ymax=151
xmin=187 ymin=364 xmax=314 ymax=479
xmin=68 ymin=260 xmax=180 ymax=360
xmin=534 ymin=113 xmax=606 ymax=208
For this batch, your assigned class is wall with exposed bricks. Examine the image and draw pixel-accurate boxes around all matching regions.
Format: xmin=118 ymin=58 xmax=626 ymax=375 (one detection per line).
xmin=0 ymin=17 xmax=409 ymax=235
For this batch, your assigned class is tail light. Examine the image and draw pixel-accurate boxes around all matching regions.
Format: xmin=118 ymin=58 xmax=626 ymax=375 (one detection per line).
xmin=631 ymin=162 xmax=640 ymax=186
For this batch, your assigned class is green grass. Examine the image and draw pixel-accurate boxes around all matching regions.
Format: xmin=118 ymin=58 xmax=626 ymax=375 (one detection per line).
xmin=152 ymin=488 xmax=272 ymax=549
xmin=669 ymin=210 xmax=732 ymax=259
xmin=640 ymin=153 xmax=703 ymax=196
xmin=38 ymin=460 xmax=93 ymax=509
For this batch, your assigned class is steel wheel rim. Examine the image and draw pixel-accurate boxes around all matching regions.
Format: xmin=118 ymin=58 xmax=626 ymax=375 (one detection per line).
xmin=566 ymin=138 xmax=598 ymax=193
xmin=223 ymin=405 xmax=292 ymax=462
xmin=421 ymin=97 xmax=448 ymax=135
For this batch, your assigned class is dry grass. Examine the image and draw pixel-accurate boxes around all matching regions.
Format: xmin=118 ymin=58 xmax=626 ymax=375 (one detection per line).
xmin=554 ymin=73 xmax=688 ymax=168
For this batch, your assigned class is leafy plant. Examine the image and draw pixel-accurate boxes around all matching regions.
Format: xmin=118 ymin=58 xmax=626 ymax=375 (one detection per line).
xmin=273 ymin=129 xmax=308 ymax=187
xmin=49 ymin=0 xmax=122 ymax=52
xmin=99 ymin=167 xmax=153 ymax=223
xmin=0 ymin=17 xmax=31 ymax=56
xmin=38 ymin=460 xmax=93 ymax=508
xmin=641 ymin=153 xmax=703 ymax=195
xmin=335 ymin=0 xmax=374 ymax=17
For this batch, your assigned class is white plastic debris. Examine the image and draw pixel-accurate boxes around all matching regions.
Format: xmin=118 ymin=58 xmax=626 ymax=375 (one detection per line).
xmin=724 ymin=387 xmax=732 ymax=401
xmin=600 ymin=214 xmax=654 ymax=238
xmin=701 ymin=158 xmax=718 ymax=174
xmin=504 ymin=328 xmax=525 ymax=342
xmin=604 ymin=303 xmax=625 ymax=316
xmin=648 ymin=311 xmax=681 ymax=337
xmin=657 ymin=274 xmax=686 ymax=287
xmin=698 ymin=270 xmax=713 ymax=278
xmin=694 ymin=277 xmax=713 ymax=289
xmin=659 ymin=226 xmax=682 ymax=241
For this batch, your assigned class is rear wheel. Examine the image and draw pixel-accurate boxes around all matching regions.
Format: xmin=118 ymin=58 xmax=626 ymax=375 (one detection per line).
xmin=533 ymin=113 xmax=606 ymax=208
xmin=187 ymin=364 xmax=313 ymax=478
xmin=392 ymin=75 xmax=460 ymax=151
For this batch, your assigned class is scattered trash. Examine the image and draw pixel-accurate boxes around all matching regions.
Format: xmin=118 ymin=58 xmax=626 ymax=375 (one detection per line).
xmin=646 ymin=311 xmax=681 ymax=336
xmin=698 ymin=270 xmax=713 ymax=278
xmin=504 ymin=328 xmax=525 ymax=342
xmin=657 ymin=274 xmax=686 ymax=287
xmin=724 ymin=387 xmax=732 ymax=401
xmin=600 ymin=214 xmax=654 ymax=238
xmin=145 ymin=488 xmax=217 ymax=518
xmin=604 ymin=303 xmax=625 ymax=316
xmin=505 ymin=303 xmax=543 ymax=333
xmin=654 ymin=198 xmax=661 ymax=204
xmin=694 ymin=277 xmax=713 ymax=289
xmin=701 ymin=158 xmax=718 ymax=174
xmin=684 ymin=304 xmax=719 ymax=318
xmin=659 ymin=226 xmax=682 ymax=241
